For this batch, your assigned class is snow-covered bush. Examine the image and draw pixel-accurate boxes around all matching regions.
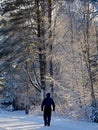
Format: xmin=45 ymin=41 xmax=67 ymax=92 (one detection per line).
xmin=0 ymin=98 xmax=12 ymax=108
xmin=89 ymin=106 xmax=98 ymax=123
xmin=0 ymin=96 xmax=15 ymax=111
xmin=6 ymin=104 xmax=14 ymax=112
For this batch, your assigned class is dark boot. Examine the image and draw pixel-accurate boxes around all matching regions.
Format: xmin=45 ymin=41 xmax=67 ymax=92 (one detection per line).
xmin=47 ymin=122 xmax=50 ymax=126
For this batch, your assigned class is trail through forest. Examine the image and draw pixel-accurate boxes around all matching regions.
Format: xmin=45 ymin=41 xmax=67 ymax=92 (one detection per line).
xmin=0 ymin=109 xmax=98 ymax=130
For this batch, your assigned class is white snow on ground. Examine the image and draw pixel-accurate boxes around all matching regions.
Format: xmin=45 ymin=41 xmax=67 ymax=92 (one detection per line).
xmin=0 ymin=109 xmax=98 ymax=130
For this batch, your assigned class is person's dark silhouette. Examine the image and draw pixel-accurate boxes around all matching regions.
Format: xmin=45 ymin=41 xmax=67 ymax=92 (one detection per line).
xmin=41 ymin=93 xmax=55 ymax=126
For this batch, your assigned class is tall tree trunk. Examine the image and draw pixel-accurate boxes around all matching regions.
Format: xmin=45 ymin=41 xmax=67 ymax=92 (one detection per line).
xmin=84 ymin=2 xmax=96 ymax=108
xmin=35 ymin=0 xmax=46 ymax=99
xmin=48 ymin=0 xmax=53 ymax=96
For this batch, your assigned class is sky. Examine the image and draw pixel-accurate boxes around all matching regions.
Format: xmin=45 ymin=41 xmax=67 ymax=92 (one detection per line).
xmin=0 ymin=109 xmax=98 ymax=130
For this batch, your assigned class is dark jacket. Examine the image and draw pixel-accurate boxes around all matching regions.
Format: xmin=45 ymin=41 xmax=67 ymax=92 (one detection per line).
xmin=41 ymin=93 xmax=55 ymax=111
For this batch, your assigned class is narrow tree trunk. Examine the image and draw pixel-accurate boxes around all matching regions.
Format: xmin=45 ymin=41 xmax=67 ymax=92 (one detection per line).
xmin=35 ymin=0 xmax=46 ymax=99
xmin=95 ymin=26 xmax=98 ymax=52
xmin=48 ymin=0 xmax=53 ymax=96
xmin=84 ymin=2 xmax=96 ymax=108
xmin=25 ymin=87 xmax=29 ymax=114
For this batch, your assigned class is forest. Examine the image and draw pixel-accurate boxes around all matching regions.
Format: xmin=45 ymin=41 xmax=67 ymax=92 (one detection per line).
xmin=0 ymin=0 xmax=98 ymax=122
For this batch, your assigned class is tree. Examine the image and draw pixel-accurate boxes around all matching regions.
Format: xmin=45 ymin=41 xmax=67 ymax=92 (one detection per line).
xmin=0 ymin=0 xmax=42 ymax=111
xmin=81 ymin=1 xmax=96 ymax=108
xmin=35 ymin=0 xmax=46 ymax=99
xmin=48 ymin=0 xmax=54 ymax=96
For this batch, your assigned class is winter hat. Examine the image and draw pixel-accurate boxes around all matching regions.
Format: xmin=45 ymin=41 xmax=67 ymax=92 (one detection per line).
xmin=46 ymin=93 xmax=50 ymax=97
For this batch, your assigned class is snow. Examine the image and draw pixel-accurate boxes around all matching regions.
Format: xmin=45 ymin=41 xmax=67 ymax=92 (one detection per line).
xmin=0 ymin=109 xmax=98 ymax=130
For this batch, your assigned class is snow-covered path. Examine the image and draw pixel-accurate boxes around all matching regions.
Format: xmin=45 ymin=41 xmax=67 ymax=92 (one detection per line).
xmin=0 ymin=109 xmax=98 ymax=130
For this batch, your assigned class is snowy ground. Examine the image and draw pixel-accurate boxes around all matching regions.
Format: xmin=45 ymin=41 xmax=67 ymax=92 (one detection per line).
xmin=0 ymin=109 xmax=98 ymax=130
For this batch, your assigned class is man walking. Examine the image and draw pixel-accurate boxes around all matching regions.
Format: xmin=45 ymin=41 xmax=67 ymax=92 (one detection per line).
xmin=41 ymin=93 xmax=55 ymax=126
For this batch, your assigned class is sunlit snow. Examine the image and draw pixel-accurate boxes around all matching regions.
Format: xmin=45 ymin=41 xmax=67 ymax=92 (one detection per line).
xmin=0 ymin=109 xmax=98 ymax=130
